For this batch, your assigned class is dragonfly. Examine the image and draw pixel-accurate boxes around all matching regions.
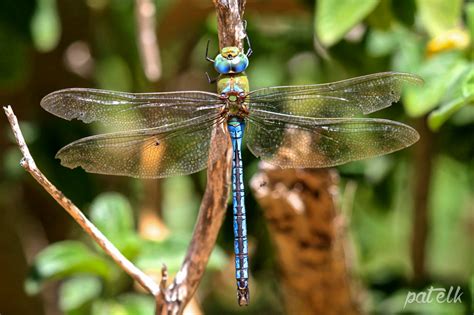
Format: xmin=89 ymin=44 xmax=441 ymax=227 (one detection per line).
xmin=41 ymin=41 xmax=422 ymax=306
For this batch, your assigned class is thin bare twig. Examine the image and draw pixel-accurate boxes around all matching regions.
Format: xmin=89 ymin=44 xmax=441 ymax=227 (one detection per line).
xmin=3 ymin=105 xmax=160 ymax=297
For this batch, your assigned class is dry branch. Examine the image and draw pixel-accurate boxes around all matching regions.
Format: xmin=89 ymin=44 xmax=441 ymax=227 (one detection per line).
xmin=3 ymin=105 xmax=160 ymax=296
xmin=155 ymin=1 xmax=245 ymax=313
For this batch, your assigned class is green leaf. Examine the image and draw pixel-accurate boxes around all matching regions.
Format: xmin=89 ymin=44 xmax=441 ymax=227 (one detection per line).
xmin=92 ymin=299 xmax=126 ymax=315
xmin=91 ymin=295 xmax=154 ymax=315
xmin=403 ymin=52 xmax=467 ymax=117
xmin=90 ymin=193 xmax=134 ymax=240
xmin=60 ymin=276 xmax=102 ymax=311
xmin=118 ymin=294 xmax=155 ymax=315
xmin=315 ymin=0 xmax=379 ymax=46
xmin=428 ymin=67 xmax=474 ymax=130
xmin=391 ymin=26 xmax=424 ymax=73
xmin=30 ymin=0 xmax=61 ymax=52
xmin=366 ymin=29 xmax=398 ymax=57
xmin=90 ymin=192 xmax=140 ymax=257
xmin=468 ymin=2 xmax=474 ymax=40
xmin=25 ymin=241 xmax=111 ymax=295
xmin=135 ymin=234 xmax=227 ymax=275
xmin=416 ymin=0 xmax=462 ymax=37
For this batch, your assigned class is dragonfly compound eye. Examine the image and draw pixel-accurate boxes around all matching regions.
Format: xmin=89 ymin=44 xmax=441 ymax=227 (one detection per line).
xmin=214 ymin=54 xmax=231 ymax=74
xmin=231 ymin=53 xmax=249 ymax=73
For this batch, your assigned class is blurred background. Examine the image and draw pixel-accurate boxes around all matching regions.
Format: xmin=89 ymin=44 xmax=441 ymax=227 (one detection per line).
xmin=0 ymin=0 xmax=472 ymax=314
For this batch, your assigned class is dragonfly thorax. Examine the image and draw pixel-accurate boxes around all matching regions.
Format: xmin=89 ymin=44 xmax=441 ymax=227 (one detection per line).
xmin=218 ymin=73 xmax=249 ymax=118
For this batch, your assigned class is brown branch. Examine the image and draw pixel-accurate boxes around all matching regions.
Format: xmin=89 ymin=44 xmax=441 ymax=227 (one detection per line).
xmin=250 ymin=164 xmax=362 ymax=315
xmin=411 ymin=117 xmax=434 ymax=284
xmin=214 ymin=0 xmax=246 ymax=49
xmin=3 ymin=105 xmax=160 ymax=296
xmin=155 ymin=1 xmax=244 ymax=313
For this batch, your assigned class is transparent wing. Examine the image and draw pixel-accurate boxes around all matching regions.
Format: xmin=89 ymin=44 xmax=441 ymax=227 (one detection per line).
xmin=247 ymin=72 xmax=423 ymax=118
xmin=41 ymin=88 xmax=223 ymax=130
xmin=56 ymin=116 xmax=228 ymax=178
xmin=246 ymin=113 xmax=419 ymax=168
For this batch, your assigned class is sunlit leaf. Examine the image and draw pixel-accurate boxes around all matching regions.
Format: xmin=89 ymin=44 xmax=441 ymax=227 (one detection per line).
xmin=367 ymin=29 xmax=398 ymax=57
xmin=91 ymin=296 xmax=153 ymax=315
xmin=416 ymin=0 xmax=462 ymax=37
xmin=90 ymin=193 xmax=134 ymax=240
xmin=468 ymin=2 xmax=474 ymax=39
xmin=391 ymin=26 xmax=424 ymax=73
xmin=428 ymin=67 xmax=474 ymax=130
xmin=117 ymin=294 xmax=155 ymax=315
xmin=59 ymin=276 xmax=102 ymax=311
xmin=403 ymin=52 xmax=467 ymax=117
xmin=90 ymin=192 xmax=140 ymax=257
xmin=25 ymin=241 xmax=111 ymax=295
xmin=315 ymin=0 xmax=379 ymax=46
xmin=135 ymin=234 xmax=227 ymax=275
xmin=92 ymin=299 xmax=126 ymax=315
xmin=30 ymin=0 xmax=61 ymax=52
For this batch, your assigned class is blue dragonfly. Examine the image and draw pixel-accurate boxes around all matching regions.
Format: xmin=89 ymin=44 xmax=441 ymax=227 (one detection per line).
xmin=41 ymin=43 xmax=421 ymax=306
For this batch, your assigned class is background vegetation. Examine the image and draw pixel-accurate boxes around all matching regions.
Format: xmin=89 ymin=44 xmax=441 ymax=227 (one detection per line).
xmin=0 ymin=0 xmax=472 ymax=314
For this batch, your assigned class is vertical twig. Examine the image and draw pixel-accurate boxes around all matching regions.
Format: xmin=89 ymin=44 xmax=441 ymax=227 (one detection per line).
xmin=155 ymin=2 xmax=245 ymax=313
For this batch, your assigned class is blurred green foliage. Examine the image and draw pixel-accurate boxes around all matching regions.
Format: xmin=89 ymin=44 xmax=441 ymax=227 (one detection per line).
xmin=0 ymin=0 xmax=473 ymax=314
xmin=25 ymin=193 xmax=226 ymax=315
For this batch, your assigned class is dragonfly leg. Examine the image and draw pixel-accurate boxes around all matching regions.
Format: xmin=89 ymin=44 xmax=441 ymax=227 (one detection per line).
xmin=205 ymin=39 xmax=215 ymax=63
xmin=205 ymin=72 xmax=217 ymax=84
xmin=243 ymin=20 xmax=253 ymax=57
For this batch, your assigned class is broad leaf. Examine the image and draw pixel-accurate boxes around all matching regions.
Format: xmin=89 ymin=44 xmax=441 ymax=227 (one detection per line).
xmin=30 ymin=0 xmax=61 ymax=52
xmin=60 ymin=276 xmax=102 ymax=311
xmin=89 ymin=192 xmax=140 ymax=257
xmin=416 ymin=0 xmax=462 ymax=37
xmin=428 ymin=67 xmax=474 ymax=130
xmin=315 ymin=0 xmax=379 ymax=46
xmin=25 ymin=241 xmax=110 ymax=295
xmin=403 ymin=52 xmax=467 ymax=117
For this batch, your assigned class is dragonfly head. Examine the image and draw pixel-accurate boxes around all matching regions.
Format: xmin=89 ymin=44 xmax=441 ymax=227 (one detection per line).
xmin=214 ymin=46 xmax=249 ymax=74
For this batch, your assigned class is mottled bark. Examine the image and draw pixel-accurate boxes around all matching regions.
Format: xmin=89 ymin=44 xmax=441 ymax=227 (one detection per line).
xmin=251 ymin=165 xmax=362 ymax=315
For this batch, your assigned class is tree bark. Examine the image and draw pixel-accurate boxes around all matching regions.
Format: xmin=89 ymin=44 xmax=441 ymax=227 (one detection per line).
xmin=251 ymin=165 xmax=362 ymax=315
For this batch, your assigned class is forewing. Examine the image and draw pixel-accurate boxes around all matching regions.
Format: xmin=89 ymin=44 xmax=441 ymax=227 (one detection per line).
xmin=248 ymin=72 xmax=423 ymax=118
xmin=246 ymin=113 xmax=419 ymax=168
xmin=56 ymin=117 xmax=228 ymax=178
xmin=41 ymin=88 xmax=223 ymax=131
